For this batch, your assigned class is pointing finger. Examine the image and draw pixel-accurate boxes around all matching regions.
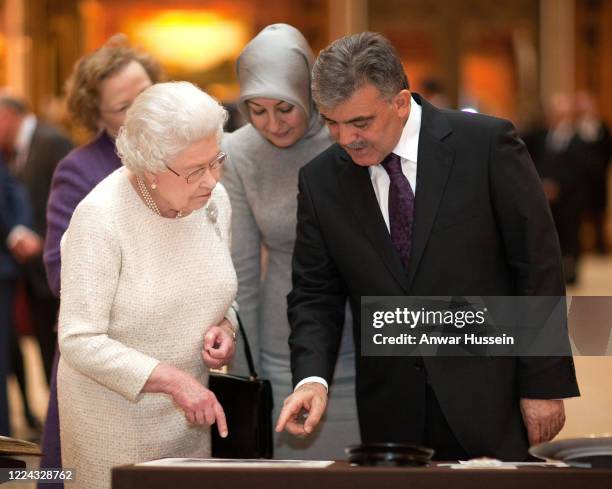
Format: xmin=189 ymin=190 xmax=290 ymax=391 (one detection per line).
xmin=214 ymin=401 xmax=228 ymax=438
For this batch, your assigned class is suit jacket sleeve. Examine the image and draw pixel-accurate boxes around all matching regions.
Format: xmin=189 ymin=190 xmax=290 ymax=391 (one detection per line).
xmin=489 ymin=118 xmax=579 ymax=399
xmin=287 ymin=166 xmax=347 ymax=386
xmin=0 ymin=164 xmax=33 ymax=239
xmin=26 ymin=128 xmax=74 ymax=236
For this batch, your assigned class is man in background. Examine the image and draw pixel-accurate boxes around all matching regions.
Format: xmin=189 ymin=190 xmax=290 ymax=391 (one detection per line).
xmin=0 ymin=161 xmax=39 ymax=435
xmin=575 ymin=91 xmax=611 ymax=255
xmin=0 ymin=96 xmax=73 ymax=383
xmin=523 ymin=93 xmax=585 ymax=284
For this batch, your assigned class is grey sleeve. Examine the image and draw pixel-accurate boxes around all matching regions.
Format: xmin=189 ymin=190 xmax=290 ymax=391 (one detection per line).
xmin=221 ymin=149 xmax=262 ymax=375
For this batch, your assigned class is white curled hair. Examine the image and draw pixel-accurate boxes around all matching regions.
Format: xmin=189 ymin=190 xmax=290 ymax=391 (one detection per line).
xmin=116 ymin=81 xmax=228 ymax=174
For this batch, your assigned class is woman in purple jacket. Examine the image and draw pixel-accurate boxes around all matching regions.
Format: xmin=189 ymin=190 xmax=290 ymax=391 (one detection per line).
xmin=39 ymin=34 xmax=162 ymax=487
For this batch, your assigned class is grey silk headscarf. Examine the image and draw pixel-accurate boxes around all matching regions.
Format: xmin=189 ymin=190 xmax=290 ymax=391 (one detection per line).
xmin=236 ymin=23 xmax=323 ymax=136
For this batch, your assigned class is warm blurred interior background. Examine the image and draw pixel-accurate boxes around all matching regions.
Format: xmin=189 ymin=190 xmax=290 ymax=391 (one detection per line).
xmin=1 ymin=0 xmax=611 ymax=450
xmin=2 ymin=0 xmax=611 ymax=138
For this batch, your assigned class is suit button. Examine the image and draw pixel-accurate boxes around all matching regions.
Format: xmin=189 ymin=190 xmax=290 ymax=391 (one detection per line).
xmin=414 ymin=361 xmax=423 ymax=371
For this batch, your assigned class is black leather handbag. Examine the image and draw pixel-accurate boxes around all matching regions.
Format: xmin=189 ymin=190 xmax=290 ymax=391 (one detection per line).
xmin=209 ymin=313 xmax=274 ymax=458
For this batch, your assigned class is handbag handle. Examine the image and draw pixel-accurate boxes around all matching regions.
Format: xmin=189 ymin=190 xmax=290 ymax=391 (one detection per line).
xmin=236 ymin=312 xmax=259 ymax=380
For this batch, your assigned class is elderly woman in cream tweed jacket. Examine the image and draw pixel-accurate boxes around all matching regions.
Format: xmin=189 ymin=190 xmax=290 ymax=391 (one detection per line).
xmin=57 ymin=82 xmax=238 ymax=489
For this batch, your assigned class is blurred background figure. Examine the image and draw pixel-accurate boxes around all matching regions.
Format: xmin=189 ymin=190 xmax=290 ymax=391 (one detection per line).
xmin=9 ymin=286 xmax=42 ymax=436
xmin=421 ymin=77 xmax=451 ymax=109
xmin=39 ymin=34 xmax=162 ymax=489
xmin=575 ymin=91 xmax=611 ymax=255
xmin=0 ymin=162 xmax=34 ymax=436
xmin=524 ymin=93 xmax=585 ymax=284
xmin=0 ymin=95 xmax=73 ymax=385
xmin=222 ymin=23 xmax=358 ymax=459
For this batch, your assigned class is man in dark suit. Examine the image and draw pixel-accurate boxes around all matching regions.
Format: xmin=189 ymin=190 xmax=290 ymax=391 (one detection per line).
xmin=522 ymin=93 xmax=586 ymax=284
xmin=0 ymin=162 xmax=38 ymax=435
xmin=0 ymin=96 xmax=73 ymax=383
xmin=276 ymin=33 xmax=579 ymax=461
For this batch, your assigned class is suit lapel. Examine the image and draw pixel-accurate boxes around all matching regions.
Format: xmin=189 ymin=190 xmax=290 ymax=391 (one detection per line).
xmin=405 ymin=98 xmax=454 ymax=290
xmin=337 ymin=149 xmax=411 ymax=293
xmin=335 ymin=97 xmax=455 ymax=294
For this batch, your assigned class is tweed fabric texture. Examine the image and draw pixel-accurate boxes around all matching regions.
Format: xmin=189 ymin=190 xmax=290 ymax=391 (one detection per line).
xmin=57 ymin=168 xmax=237 ymax=489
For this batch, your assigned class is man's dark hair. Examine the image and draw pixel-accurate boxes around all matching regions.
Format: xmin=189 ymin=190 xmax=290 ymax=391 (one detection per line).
xmin=312 ymin=32 xmax=409 ymax=108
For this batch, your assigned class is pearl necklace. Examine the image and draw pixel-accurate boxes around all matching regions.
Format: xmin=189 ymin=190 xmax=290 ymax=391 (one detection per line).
xmin=136 ymin=175 xmax=182 ymax=218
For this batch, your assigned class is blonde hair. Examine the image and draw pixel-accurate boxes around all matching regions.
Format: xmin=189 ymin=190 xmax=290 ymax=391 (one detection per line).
xmin=65 ymin=34 xmax=163 ymax=132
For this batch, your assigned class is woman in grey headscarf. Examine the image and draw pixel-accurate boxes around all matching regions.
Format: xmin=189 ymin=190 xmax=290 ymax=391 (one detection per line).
xmin=222 ymin=24 xmax=358 ymax=459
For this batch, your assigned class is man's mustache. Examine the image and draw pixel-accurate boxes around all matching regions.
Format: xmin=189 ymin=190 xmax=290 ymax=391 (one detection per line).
xmin=345 ymin=141 xmax=368 ymax=150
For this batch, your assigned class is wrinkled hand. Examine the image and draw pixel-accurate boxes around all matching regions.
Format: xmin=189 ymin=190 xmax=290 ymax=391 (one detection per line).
xmin=275 ymin=382 xmax=327 ymax=436
xmin=202 ymin=319 xmax=236 ymax=369
xmin=168 ymin=366 xmax=228 ymax=436
xmin=143 ymin=363 xmax=228 ymax=436
xmin=520 ymin=398 xmax=565 ymax=446
xmin=10 ymin=229 xmax=42 ymax=263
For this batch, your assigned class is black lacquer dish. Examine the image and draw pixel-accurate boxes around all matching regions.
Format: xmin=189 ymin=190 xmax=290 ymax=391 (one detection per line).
xmin=346 ymin=442 xmax=434 ymax=467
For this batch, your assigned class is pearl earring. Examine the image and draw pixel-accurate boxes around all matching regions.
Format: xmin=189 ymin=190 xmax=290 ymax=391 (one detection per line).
xmin=151 ymin=181 xmax=157 ymax=190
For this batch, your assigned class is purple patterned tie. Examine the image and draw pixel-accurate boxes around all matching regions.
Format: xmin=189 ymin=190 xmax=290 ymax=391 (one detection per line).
xmin=382 ymin=153 xmax=414 ymax=270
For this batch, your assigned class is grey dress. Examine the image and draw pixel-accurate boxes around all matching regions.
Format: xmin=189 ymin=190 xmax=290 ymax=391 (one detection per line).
xmin=221 ymin=24 xmax=358 ymax=460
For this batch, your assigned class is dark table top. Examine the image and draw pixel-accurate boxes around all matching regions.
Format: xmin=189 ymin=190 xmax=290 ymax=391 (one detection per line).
xmin=112 ymin=460 xmax=612 ymax=489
